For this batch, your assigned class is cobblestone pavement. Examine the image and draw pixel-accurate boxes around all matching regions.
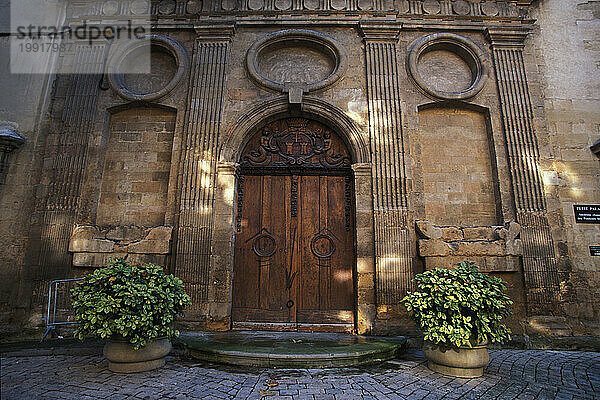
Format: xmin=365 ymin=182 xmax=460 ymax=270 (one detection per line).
xmin=2 ymin=349 xmax=599 ymax=400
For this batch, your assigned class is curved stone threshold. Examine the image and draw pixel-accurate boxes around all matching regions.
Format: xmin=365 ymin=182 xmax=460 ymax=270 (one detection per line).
xmin=180 ymin=331 xmax=406 ymax=368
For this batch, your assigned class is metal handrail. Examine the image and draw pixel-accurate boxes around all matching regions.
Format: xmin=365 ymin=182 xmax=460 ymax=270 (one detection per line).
xmin=41 ymin=278 xmax=83 ymax=342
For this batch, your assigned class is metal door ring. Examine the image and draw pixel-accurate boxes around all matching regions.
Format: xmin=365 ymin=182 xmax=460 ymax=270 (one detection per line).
xmin=311 ymin=234 xmax=336 ymax=258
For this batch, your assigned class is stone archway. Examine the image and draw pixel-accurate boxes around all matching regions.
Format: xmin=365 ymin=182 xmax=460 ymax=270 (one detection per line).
xmin=211 ymin=98 xmax=375 ymax=334
xmin=219 ymin=96 xmax=370 ymax=165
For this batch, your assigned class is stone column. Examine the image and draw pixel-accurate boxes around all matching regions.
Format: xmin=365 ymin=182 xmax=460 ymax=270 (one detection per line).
xmin=173 ymin=23 xmax=234 ymax=323
xmin=359 ymin=23 xmax=414 ymax=310
xmin=24 ymin=43 xmax=105 ymax=306
xmin=352 ymin=163 xmax=376 ymax=334
xmin=207 ymin=161 xmax=238 ymax=330
xmin=487 ymin=28 xmax=559 ymax=314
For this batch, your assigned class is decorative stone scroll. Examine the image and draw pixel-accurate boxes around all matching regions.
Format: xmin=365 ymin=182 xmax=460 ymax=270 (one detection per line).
xmin=240 ymin=118 xmax=351 ymax=169
xmin=591 ymin=138 xmax=600 ymax=157
xmin=0 ymin=126 xmax=25 ymax=185
xmin=407 ymin=33 xmax=488 ymax=100
xmin=487 ymin=28 xmax=560 ymax=314
xmin=246 ymin=30 xmax=348 ymax=104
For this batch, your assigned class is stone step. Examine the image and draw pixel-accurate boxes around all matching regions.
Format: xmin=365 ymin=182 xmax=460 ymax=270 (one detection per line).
xmin=180 ymin=331 xmax=406 ymax=368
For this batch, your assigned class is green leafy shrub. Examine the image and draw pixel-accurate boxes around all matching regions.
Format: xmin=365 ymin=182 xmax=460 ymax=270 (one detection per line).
xmin=402 ymin=262 xmax=512 ymax=348
xmin=71 ymin=258 xmax=191 ymax=349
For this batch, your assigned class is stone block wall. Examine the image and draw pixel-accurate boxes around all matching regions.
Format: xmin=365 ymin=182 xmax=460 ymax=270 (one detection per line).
xmin=68 ymin=225 xmax=173 ymax=268
xmin=417 ymin=107 xmax=500 ymax=226
xmin=97 ymin=107 xmax=175 ymax=227
xmin=527 ymin=0 xmax=600 ymax=335
xmin=416 ymin=220 xmax=522 ymax=271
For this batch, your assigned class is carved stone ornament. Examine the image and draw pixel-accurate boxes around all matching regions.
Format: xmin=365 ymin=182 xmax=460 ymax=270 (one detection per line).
xmin=107 ymin=34 xmax=188 ymax=102
xmin=240 ymin=118 xmax=351 ymax=169
xmin=66 ymin=0 xmax=525 ymax=17
xmin=246 ymin=30 xmax=348 ymax=104
xmin=407 ymin=33 xmax=489 ymax=100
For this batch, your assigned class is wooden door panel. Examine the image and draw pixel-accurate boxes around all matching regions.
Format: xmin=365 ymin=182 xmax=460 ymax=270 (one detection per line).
xmin=264 ymin=175 xmax=290 ymax=315
xmin=297 ymin=175 xmax=354 ymax=325
xmin=318 ymin=176 xmax=331 ymax=312
xmin=232 ymin=175 xmax=292 ymax=323
xmin=298 ymin=175 xmax=321 ymax=312
xmin=234 ymin=172 xmax=355 ymax=327
xmin=232 ymin=175 xmax=262 ymax=309
xmin=327 ymin=176 xmax=354 ymax=310
xmin=234 ymin=173 xmax=355 ymax=328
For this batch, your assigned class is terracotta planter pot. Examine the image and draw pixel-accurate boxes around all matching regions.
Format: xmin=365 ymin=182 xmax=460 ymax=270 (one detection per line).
xmin=103 ymin=337 xmax=172 ymax=373
xmin=422 ymin=341 xmax=489 ymax=378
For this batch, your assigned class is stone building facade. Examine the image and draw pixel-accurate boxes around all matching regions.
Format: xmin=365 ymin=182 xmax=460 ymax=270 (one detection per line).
xmin=0 ymin=0 xmax=598 ymax=337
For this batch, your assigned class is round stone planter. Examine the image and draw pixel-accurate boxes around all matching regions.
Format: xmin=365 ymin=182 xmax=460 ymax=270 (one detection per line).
xmin=103 ymin=337 xmax=172 ymax=373
xmin=422 ymin=341 xmax=489 ymax=378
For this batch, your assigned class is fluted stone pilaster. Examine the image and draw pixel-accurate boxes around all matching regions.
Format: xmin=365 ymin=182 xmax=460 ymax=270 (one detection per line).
xmin=174 ymin=24 xmax=234 ymax=312
xmin=360 ymin=23 xmax=414 ymax=306
xmin=487 ymin=28 xmax=559 ymax=314
xmin=32 ymin=44 xmax=104 ymax=300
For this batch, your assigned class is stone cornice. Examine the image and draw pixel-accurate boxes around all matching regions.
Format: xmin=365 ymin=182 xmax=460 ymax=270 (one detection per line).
xmin=358 ymin=21 xmax=401 ymax=41
xmin=194 ymin=22 xmax=236 ymax=41
xmin=66 ymin=0 xmax=535 ymax=20
xmin=217 ymin=162 xmax=239 ymax=175
xmin=351 ymin=163 xmax=372 ymax=176
xmin=485 ymin=27 xmax=531 ymax=47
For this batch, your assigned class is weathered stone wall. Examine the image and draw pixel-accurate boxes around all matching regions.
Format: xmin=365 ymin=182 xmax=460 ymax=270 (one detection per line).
xmin=0 ymin=31 xmax=59 ymax=323
xmin=0 ymin=0 xmax=598 ymax=337
xmin=528 ymin=0 xmax=600 ymax=335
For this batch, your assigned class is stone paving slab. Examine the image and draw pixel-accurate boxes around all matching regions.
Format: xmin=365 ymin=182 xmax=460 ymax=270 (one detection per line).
xmin=1 ymin=349 xmax=599 ymax=399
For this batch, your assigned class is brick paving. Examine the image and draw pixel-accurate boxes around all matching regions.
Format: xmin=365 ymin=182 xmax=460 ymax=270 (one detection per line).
xmin=1 ymin=349 xmax=599 ymax=399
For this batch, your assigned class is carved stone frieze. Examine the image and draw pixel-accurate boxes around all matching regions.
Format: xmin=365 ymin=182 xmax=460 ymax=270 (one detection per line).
xmin=65 ymin=0 xmax=527 ymax=17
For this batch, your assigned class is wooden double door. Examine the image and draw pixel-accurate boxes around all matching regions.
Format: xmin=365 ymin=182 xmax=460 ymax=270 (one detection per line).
xmin=232 ymin=173 xmax=356 ymax=331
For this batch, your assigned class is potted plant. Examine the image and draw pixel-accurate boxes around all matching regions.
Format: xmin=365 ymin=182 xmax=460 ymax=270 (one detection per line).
xmin=402 ymin=262 xmax=512 ymax=378
xmin=71 ymin=258 xmax=191 ymax=373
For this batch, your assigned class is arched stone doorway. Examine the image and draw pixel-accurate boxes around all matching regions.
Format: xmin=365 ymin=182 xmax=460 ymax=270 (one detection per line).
xmin=231 ymin=117 xmax=357 ymax=332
